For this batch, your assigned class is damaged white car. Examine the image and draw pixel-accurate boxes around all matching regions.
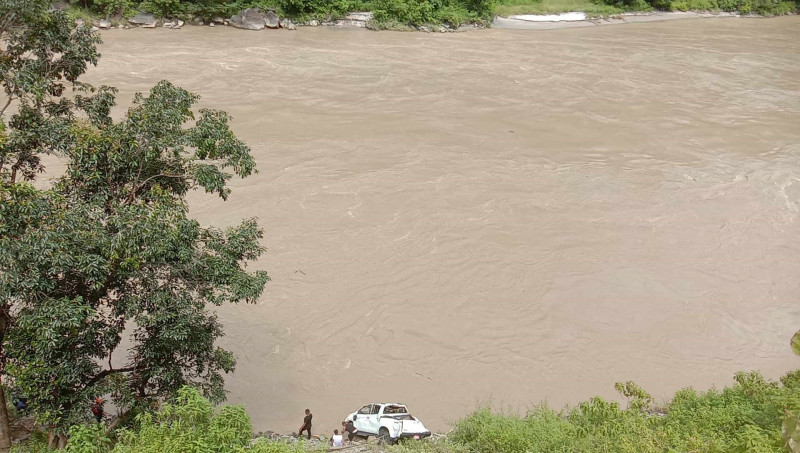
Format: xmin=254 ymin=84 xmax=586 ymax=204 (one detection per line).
xmin=346 ymin=403 xmax=431 ymax=444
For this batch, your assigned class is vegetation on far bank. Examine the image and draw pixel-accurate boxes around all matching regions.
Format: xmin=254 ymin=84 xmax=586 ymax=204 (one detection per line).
xmin=59 ymin=0 xmax=800 ymax=31
xmin=495 ymin=0 xmax=798 ymax=18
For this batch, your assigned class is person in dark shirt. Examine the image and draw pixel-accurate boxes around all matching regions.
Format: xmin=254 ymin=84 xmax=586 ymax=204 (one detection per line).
xmin=90 ymin=397 xmax=104 ymax=423
xmin=12 ymin=396 xmax=28 ymax=414
xmin=298 ymin=408 xmax=312 ymax=439
xmin=342 ymin=420 xmax=357 ymax=441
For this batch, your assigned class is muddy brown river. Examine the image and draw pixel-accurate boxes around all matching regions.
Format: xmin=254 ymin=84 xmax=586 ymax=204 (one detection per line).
xmin=79 ymin=17 xmax=800 ymax=432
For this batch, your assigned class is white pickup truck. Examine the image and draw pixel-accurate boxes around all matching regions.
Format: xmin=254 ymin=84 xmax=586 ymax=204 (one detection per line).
xmin=345 ymin=403 xmax=431 ymax=444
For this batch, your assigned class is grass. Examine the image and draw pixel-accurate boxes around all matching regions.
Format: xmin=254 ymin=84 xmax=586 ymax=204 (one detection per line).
xmin=495 ymin=0 xmax=623 ymax=17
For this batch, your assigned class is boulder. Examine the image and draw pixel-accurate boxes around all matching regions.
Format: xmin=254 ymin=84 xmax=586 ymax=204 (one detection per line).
xmin=211 ymin=16 xmax=225 ymax=24
xmin=230 ymin=8 xmax=266 ymax=30
xmin=209 ymin=22 xmax=216 ymax=27
xmin=335 ymin=12 xmax=372 ymax=27
xmin=129 ymin=12 xmax=157 ymax=27
xmin=90 ymin=25 xmax=99 ymax=31
xmin=307 ymin=19 xmax=319 ymax=26
xmin=74 ymin=17 xmax=86 ymax=27
xmin=265 ymin=10 xmax=279 ymax=28
xmin=279 ymin=18 xmax=296 ymax=30
xmin=177 ymin=19 xmax=185 ymax=27
xmin=98 ymin=18 xmax=111 ymax=29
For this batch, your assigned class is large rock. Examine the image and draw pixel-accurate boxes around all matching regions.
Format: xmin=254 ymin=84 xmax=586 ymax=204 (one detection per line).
xmin=230 ymin=8 xmax=266 ymax=30
xmin=98 ymin=18 xmax=112 ymax=29
xmin=265 ymin=10 xmax=279 ymax=28
xmin=129 ymin=12 xmax=157 ymax=27
xmin=280 ymin=18 xmax=296 ymax=30
xmin=335 ymin=11 xmax=372 ymax=27
xmin=211 ymin=16 xmax=226 ymax=24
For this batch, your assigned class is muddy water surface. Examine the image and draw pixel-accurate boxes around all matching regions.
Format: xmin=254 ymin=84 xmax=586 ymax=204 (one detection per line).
xmin=84 ymin=17 xmax=800 ymax=432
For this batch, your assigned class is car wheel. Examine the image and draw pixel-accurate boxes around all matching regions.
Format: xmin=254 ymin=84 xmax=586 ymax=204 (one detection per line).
xmin=378 ymin=428 xmax=393 ymax=445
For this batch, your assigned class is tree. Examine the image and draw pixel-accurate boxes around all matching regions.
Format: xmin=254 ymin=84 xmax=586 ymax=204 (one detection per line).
xmin=1 ymin=0 xmax=101 ymax=183
xmin=0 ymin=80 xmax=269 ymax=447
xmin=1 ymin=0 xmax=102 ymax=449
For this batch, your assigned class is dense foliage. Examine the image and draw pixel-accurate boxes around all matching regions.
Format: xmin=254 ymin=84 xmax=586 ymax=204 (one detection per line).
xmin=595 ymin=0 xmax=797 ymax=15
xmin=494 ymin=0 xmax=798 ymax=18
xmin=1 ymin=0 xmax=106 ymax=448
xmin=2 ymin=0 xmax=269 ymax=447
xmin=1 ymin=80 xmax=269 ymax=437
xmin=12 ymin=387 xmax=311 ymax=453
xmin=389 ymin=370 xmax=800 ymax=453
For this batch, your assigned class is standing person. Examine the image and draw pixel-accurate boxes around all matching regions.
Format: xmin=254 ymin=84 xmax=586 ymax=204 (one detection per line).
xmin=330 ymin=429 xmax=343 ymax=448
xmin=90 ymin=397 xmax=105 ymax=423
xmin=298 ymin=408 xmax=312 ymax=439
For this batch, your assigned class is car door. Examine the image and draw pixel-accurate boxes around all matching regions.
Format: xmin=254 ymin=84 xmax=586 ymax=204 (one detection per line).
xmin=353 ymin=405 xmax=374 ymax=434
xmin=363 ymin=404 xmax=382 ymax=434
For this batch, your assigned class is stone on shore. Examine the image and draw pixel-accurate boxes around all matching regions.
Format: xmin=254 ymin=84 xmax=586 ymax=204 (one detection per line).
xmin=336 ymin=11 xmax=372 ymax=27
xmin=280 ymin=18 xmax=297 ymax=30
xmin=129 ymin=12 xmax=157 ymax=28
xmin=211 ymin=16 xmax=225 ymax=24
xmin=265 ymin=10 xmax=280 ymax=28
xmin=230 ymin=8 xmax=266 ymax=30
xmin=98 ymin=18 xmax=111 ymax=29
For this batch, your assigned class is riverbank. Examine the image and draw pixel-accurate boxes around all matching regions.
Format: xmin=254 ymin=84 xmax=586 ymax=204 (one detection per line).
xmin=11 ymin=370 xmax=800 ymax=452
xmin=63 ymin=0 xmax=797 ymax=32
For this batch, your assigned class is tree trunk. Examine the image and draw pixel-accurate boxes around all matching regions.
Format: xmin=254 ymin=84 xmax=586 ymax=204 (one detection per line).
xmin=0 ymin=383 xmax=12 ymax=453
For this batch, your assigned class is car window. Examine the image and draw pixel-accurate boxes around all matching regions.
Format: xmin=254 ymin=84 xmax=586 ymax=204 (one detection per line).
xmin=384 ymin=405 xmax=408 ymax=414
xmin=358 ymin=405 xmax=371 ymax=415
xmin=371 ymin=404 xmax=381 ymax=415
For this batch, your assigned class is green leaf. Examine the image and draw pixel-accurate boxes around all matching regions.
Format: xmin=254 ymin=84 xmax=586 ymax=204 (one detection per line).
xmin=792 ymin=330 xmax=800 ymax=356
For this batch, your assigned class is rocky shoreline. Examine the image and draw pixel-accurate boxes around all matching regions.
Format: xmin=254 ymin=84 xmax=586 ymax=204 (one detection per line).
xmin=61 ymin=0 xmax=787 ymax=35
xmin=67 ymin=5 xmax=486 ymax=33
xmin=252 ymin=430 xmax=449 ymax=452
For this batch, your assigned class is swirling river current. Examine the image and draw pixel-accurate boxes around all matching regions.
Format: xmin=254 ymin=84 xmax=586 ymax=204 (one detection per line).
xmin=76 ymin=17 xmax=800 ymax=432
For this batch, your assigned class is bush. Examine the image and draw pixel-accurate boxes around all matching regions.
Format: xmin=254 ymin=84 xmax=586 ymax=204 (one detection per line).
xmin=371 ymin=0 xmax=491 ymax=27
xmin=61 ymin=386 xmax=311 ymax=453
xmin=594 ymin=0 xmax=797 ymax=13
xmin=447 ymin=370 xmax=800 ymax=453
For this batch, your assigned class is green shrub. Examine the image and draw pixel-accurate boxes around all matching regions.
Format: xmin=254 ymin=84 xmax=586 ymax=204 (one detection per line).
xmin=448 ymin=370 xmax=800 ymax=453
xmin=371 ymin=0 xmax=491 ymax=27
xmin=140 ymin=0 xmax=188 ymax=17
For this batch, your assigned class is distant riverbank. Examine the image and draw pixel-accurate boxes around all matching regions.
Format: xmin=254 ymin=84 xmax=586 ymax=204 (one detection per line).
xmin=64 ymin=0 xmax=797 ymax=32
